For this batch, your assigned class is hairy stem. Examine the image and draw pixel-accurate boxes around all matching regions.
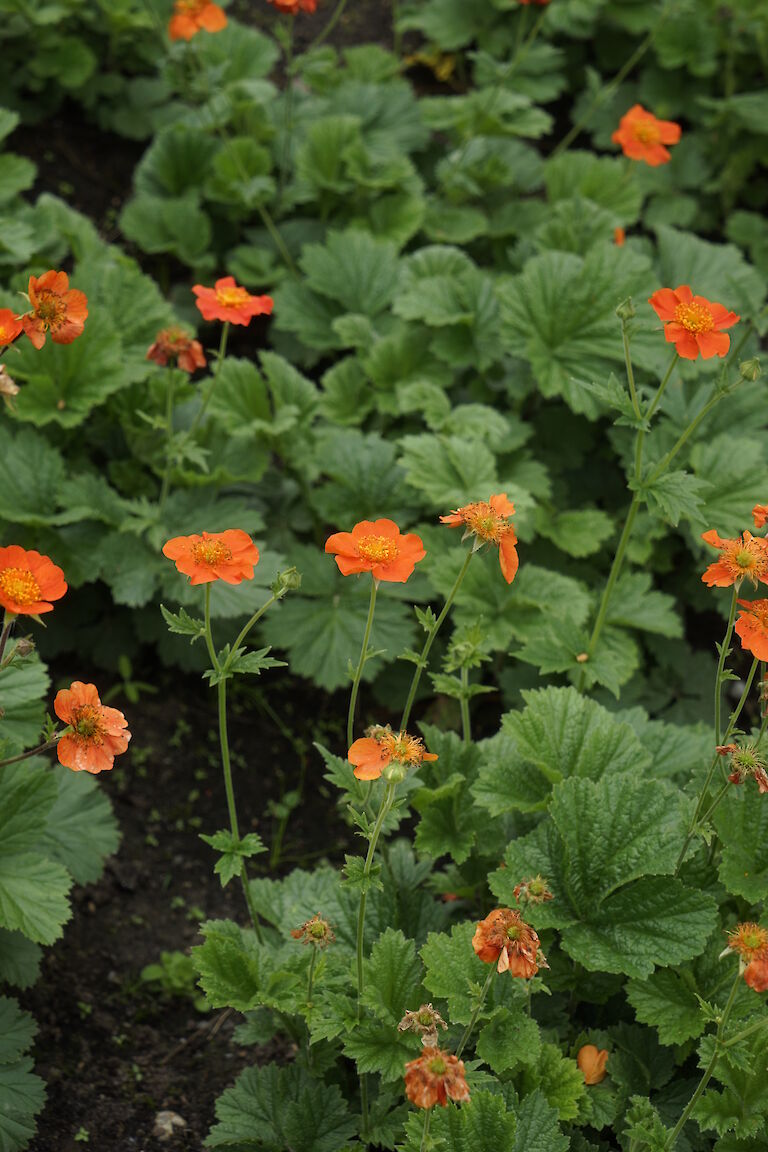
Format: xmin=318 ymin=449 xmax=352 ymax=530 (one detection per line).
xmin=347 ymin=578 xmax=378 ymax=749
xmin=456 ymin=966 xmax=495 ymax=1059
xmin=460 ymin=667 xmax=471 ymax=746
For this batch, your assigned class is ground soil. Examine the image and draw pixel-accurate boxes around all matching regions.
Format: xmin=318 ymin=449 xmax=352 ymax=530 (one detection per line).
xmin=21 ymin=674 xmax=353 ymax=1152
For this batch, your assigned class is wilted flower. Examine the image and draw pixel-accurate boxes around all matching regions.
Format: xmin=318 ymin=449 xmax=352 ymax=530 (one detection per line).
xmin=0 ymin=546 xmax=67 ymax=616
xmin=753 ymin=505 xmax=768 ymax=530
xmin=440 ymin=494 xmax=518 ymax=584
xmin=744 ymin=957 xmax=768 ymax=992
xmin=725 ymin=922 xmax=768 ymax=964
xmin=649 ymin=286 xmax=739 ymax=361
xmin=325 ymin=519 xmax=426 ymax=584
xmin=22 ymin=270 xmax=88 ymax=349
xmin=147 ymin=327 xmax=206 ymax=373
xmin=513 ymin=875 xmax=554 ymax=906
xmin=398 ymin=1004 xmax=447 ymax=1047
xmin=0 ymin=309 xmax=22 ymax=347
xmin=577 ymin=1044 xmax=609 ymax=1085
xmin=701 ymin=530 xmax=768 ymax=589
xmin=162 ymin=530 xmax=260 ymax=585
xmin=611 ymin=104 xmax=681 ymax=166
xmin=723 ymin=743 xmax=768 ymax=794
xmin=472 ymin=908 xmax=548 ymax=977
xmin=290 ymin=914 xmax=335 ymax=948
xmin=54 ymin=682 xmax=131 ymax=774
xmin=347 ymin=726 xmax=437 ymax=782
xmin=168 ymin=0 xmax=227 ymax=40
xmin=404 ymin=1047 xmax=470 ymax=1109
xmin=193 ymin=277 xmax=273 ymax=326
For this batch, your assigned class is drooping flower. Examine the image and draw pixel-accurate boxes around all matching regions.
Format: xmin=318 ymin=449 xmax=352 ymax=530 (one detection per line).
xmin=192 ymin=277 xmax=273 ymax=326
xmin=267 ymin=0 xmax=317 ymax=11
xmin=147 ymin=327 xmax=206 ymax=373
xmin=54 ymin=682 xmax=131 ymax=774
xmin=0 ymin=309 xmax=22 ymax=346
xmin=725 ymin=922 xmax=768 ymax=965
xmin=723 ymin=743 xmax=768 ymax=795
xmin=611 ymin=104 xmax=681 ymax=166
xmin=735 ymin=599 xmax=768 ymax=661
xmin=648 ymin=286 xmax=739 ymax=361
xmin=21 ymin=270 xmax=88 ymax=349
xmin=398 ymin=1004 xmax=447 ymax=1048
xmin=753 ymin=504 xmax=768 ymax=530
xmin=404 ymin=1047 xmax=470 ymax=1109
xmin=325 ymin=519 xmax=426 ymax=583
xmin=613 ymin=227 xmax=626 ymax=246
xmin=347 ymin=726 xmax=437 ymax=782
xmin=744 ymin=957 xmax=768 ymax=992
xmin=162 ymin=530 xmax=260 ymax=585
xmin=701 ymin=530 xmax=768 ymax=588
xmin=440 ymin=494 xmax=518 ymax=583
xmin=513 ymin=875 xmax=554 ymax=906
xmin=472 ymin=907 xmax=548 ymax=977
xmin=168 ymin=0 xmax=227 ymax=40
xmin=0 ymin=546 xmax=67 ymax=616
xmin=577 ymin=1045 xmax=609 ymax=1085
xmin=291 ymin=914 xmax=335 ymax=948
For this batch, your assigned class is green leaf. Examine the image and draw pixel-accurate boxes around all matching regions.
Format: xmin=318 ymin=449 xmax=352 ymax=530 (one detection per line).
xmin=625 ymin=969 xmax=704 ymax=1047
xmin=517 ymin=1044 xmax=586 ymax=1121
xmin=476 ymin=1007 xmax=541 ymax=1073
xmin=361 ymin=928 xmax=423 ymax=1023
xmin=160 ymin=603 xmax=206 ymax=642
xmin=606 ymin=572 xmax=682 ymax=637
xmin=0 ymin=931 xmax=42 ymax=990
xmin=536 ymin=507 xmax=615 ymax=558
xmin=300 ymin=229 xmax=400 ymax=317
xmin=0 ymin=426 xmax=64 ymax=526
xmin=513 ymin=1090 xmax=569 ymax=1152
xmin=399 ymin=433 xmax=498 ymax=507
xmin=119 ymin=193 xmax=212 ymax=264
xmin=714 ymin=786 xmax=768 ymax=901
xmin=0 ymin=767 xmax=57 ymax=859
xmin=642 ymin=469 xmax=710 ymax=526
xmin=193 ymin=919 xmax=301 ymax=1013
xmin=342 ymin=1020 xmax=419 ymax=1081
xmin=655 ymin=225 xmax=766 ymax=322
xmin=0 ymin=854 xmax=72 ymax=946
xmin=545 ymin=151 xmax=643 ymax=223
xmin=0 ymin=658 xmax=50 ymax=757
xmin=37 ymin=767 xmax=119 ymax=885
xmin=0 ymin=998 xmax=44 ymax=1152
xmin=427 ymin=1091 xmax=517 ymax=1151
xmin=421 ymin=921 xmax=495 ymax=1024
xmin=204 ymin=1063 xmax=357 ymax=1151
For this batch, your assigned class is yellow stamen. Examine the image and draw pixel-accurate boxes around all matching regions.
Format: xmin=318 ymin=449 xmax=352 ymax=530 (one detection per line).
xmin=192 ymin=540 xmax=232 ymax=566
xmin=356 ymin=535 xmax=399 ymax=564
xmin=0 ymin=567 xmax=40 ymax=606
xmin=674 ymin=301 xmax=714 ymax=335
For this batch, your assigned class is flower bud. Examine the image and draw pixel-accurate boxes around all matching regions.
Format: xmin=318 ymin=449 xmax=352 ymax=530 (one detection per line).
xmin=381 ymin=758 xmax=408 ymax=784
xmin=615 ymin=297 xmax=636 ymax=321
xmin=273 ymin=566 xmax=301 ymax=597
xmin=739 ymin=358 xmax=762 ymax=383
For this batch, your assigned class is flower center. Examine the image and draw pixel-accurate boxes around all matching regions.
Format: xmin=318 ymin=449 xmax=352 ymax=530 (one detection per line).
xmin=736 ymin=549 xmax=757 ymax=569
xmin=0 ymin=567 xmax=40 ymax=607
xmin=428 ymin=1058 xmax=446 ymax=1075
xmin=34 ymin=291 xmax=66 ymax=329
xmin=464 ymin=503 xmax=506 ymax=542
xmin=507 ymin=925 xmax=522 ymax=941
xmin=192 ymin=539 xmax=232 ymax=566
xmin=381 ymin=731 xmax=423 ymax=765
xmin=72 ymin=705 xmax=103 ymax=742
xmin=309 ymin=921 xmax=327 ymax=938
xmin=674 ymin=301 xmax=714 ymax=335
xmin=418 ymin=1011 xmax=434 ymax=1026
xmin=216 ymin=286 xmax=251 ymax=308
xmin=633 ymin=121 xmax=661 ymax=145
xmin=356 ymin=535 xmax=399 ymax=564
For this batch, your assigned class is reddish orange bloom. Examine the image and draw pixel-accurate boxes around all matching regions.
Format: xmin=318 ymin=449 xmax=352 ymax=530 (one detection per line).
xmin=701 ymin=530 xmax=768 ymax=588
xmin=0 ymin=546 xmax=67 ymax=616
xmin=472 ymin=907 xmax=548 ymax=977
xmin=192 ymin=277 xmax=273 ymax=326
xmin=54 ymin=682 xmax=131 ymax=775
xmin=147 ymin=326 xmax=206 ymax=373
xmin=577 ymin=1045 xmax=609 ymax=1085
xmin=727 ymin=922 xmax=768 ymax=964
xmin=168 ymin=0 xmax=227 ymax=40
xmin=325 ymin=519 xmax=425 ymax=583
xmin=268 ymin=0 xmax=317 ymax=11
xmin=440 ymin=494 xmax=518 ymax=584
xmin=735 ymin=599 xmax=768 ymax=661
xmin=648 ymin=286 xmax=739 ymax=361
xmin=744 ymin=957 xmax=768 ymax=993
xmin=348 ymin=727 xmax=437 ymax=782
xmin=0 ymin=309 xmax=22 ymax=346
xmin=21 ymin=270 xmax=88 ymax=349
xmin=404 ymin=1047 xmax=470 ymax=1109
xmin=611 ymin=104 xmax=681 ymax=166
xmin=162 ymin=530 xmax=260 ymax=585
xmin=613 ymin=227 xmax=626 ymax=246
xmin=753 ymin=504 xmax=768 ymax=530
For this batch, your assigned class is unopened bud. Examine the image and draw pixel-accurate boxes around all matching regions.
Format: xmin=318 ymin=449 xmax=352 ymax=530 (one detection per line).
xmin=381 ymin=758 xmax=408 ymax=784
xmin=739 ymin=358 xmax=762 ymax=383
xmin=615 ymin=297 xmax=636 ymax=321
xmin=272 ymin=566 xmax=301 ymax=597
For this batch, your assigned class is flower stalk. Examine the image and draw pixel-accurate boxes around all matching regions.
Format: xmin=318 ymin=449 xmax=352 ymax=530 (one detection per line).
xmin=455 ymin=966 xmax=495 ymax=1059
xmin=348 ymin=578 xmax=378 ymax=748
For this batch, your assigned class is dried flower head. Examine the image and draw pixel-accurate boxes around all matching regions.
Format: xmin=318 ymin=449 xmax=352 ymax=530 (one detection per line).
xmin=701 ymin=530 xmax=768 ymax=589
xmin=147 ymin=327 xmax=206 ymax=373
xmin=398 ymin=1004 xmax=447 ymax=1047
xmin=404 ymin=1046 xmax=470 ymax=1109
xmin=0 ymin=364 xmax=19 ymax=407
xmin=472 ymin=908 xmax=548 ymax=977
xmin=290 ymin=914 xmax=335 ymax=948
xmin=347 ymin=726 xmax=437 ymax=783
xmin=725 ymin=922 xmax=768 ymax=965
xmin=513 ymin=876 xmax=554 ymax=906
xmin=440 ymin=493 xmax=518 ymax=584
xmin=612 ymin=104 xmax=681 ymax=166
xmin=649 ymin=286 xmax=739 ymax=361
xmin=724 ymin=744 xmax=768 ymax=794
xmin=577 ymin=1044 xmax=609 ymax=1085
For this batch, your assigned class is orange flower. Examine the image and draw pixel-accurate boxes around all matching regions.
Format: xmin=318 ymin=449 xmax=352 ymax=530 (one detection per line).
xmin=701 ymin=529 xmax=768 ymax=588
xmin=325 ymin=519 xmax=425 ymax=583
xmin=268 ymin=0 xmax=317 ymax=10
xmin=753 ymin=504 xmax=768 ymax=530
xmin=735 ymin=599 xmax=768 ymax=661
xmin=613 ymin=227 xmax=626 ymax=246
xmin=347 ymin=726 xmax=437 ymax=782
xmin=54 ymin=682 xmax=131 ymax=774
xmin=440 ymin=494 xmax=518 ymax=584
xmin=162 ymin=529 xmax=260 ymax=585
xmin=611 ymin=104 xmax=681 ymax=166
xmin=192 ymin=277 xmax=273 ymax=326
xmin=22 ymin=270 xmax=88 ymax=349
xmin=0 ymin=309 xmax=22 ymax=346
xmin=472 ymin=907 xmax=548 ymax=977
xmin=404 ymin=1047 xmax=470 ymax=1109
xmin=726 ymin=922 xmax=768 ymax=964
xmin=0 ymin=546 xmax=67 ymax=616
xmin=147 ymin=327 xmax=206 ymax=373
xmin=648 ymin=286 xmax=739 ymax=361
xmin=744 ymin=957 xmax=768 ymax=993
xmin=577 ymin=1045 xmax=609 ymax=1085
xmin=168 ymin=0 xmax=227 ymax=40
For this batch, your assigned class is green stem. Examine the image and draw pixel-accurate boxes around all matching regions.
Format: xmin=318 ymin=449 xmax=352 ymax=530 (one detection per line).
xmin=456 ymin=966 xmax=495 ymax=1059
xmin=420 ymin=1108 xmax=431 ymax=1152
xmin=189 ymin=321 xmax=229 ymax=436
xmin=158 ymin=366 xmax=177 ymax=509
xmin=392 ymin=0 xmax=401 ymax=54
xmin=306 ymin=945 xmax=317 ymax=1020
xmin=622 ymin=321 xmax=642 ymax=423
xmin=0 ymin=737 xmax=59 ymax=769
xmin=723 ymin=1015 xmax=768 ymax=1048
xmin=726 ymin=655 xmax=759 ymax=739
xmin=277 ymin=17 xmax=294 ymax=208
xmin=347 ymin=578 xmax=378 ymax=749
xmin=400 ymin=549 xmax=473 ymax=731
xmin=0 ymin=616 xmax=13 ymax=667
xmin=231 ymin=592 xmax=280 ymax=657
xmin=460 ymin=667 xmax=471 ymax=746
xmin=306 ymin=0 xmax=349 ymax=51
xmin=715 ymin=587 xmax=740 ymax=747
xmin=645 ymin=351 xmax=679 ymax=422
xmin=666 ymin=970 xmax=741 ymax=1149
xmin=257 ymin=204 xmax=298 ymax=275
